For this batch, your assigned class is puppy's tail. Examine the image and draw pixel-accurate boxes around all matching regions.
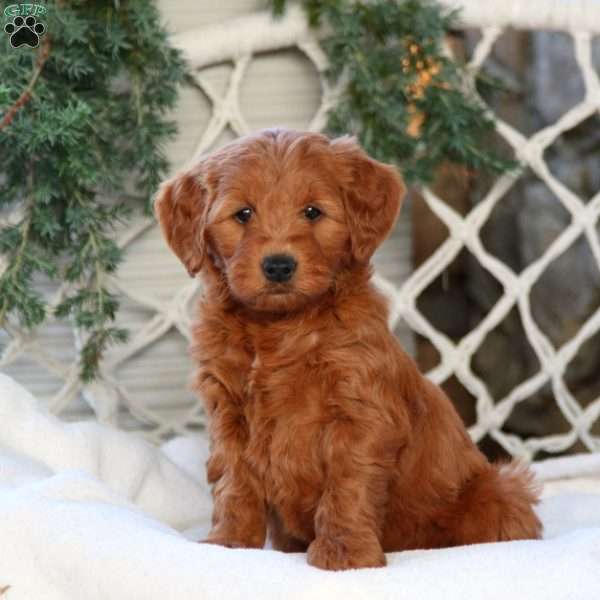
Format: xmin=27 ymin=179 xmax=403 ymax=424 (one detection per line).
xmin=451 ymin=460 xmax=542 ymax=544
xmin=493 ymin=461 xmax=543 ymax=540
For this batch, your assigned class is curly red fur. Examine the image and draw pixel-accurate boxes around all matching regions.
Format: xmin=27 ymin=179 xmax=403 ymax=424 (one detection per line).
xmin=155 ymin=129 xmax=542 ymax=571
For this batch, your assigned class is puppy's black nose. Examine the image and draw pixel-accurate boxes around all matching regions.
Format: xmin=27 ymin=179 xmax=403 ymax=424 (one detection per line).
xmin=261 ymin=254 xmax=297 ymax=283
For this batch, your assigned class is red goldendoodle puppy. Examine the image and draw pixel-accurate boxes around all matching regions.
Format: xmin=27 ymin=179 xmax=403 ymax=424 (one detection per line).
xmin=155 ymin=128 xmax=541 ymax=570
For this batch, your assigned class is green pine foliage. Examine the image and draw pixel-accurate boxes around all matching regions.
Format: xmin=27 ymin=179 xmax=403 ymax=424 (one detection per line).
xmin=1 ymin=0 xmax=512 ymax=383
xmin=273 ymin=0 xmax=515 ymax=183
xmin=0 ymin=1 xmax=186 ymax=381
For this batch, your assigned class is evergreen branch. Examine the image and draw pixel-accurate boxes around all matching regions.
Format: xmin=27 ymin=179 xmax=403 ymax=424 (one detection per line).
xmin=0 ymin=1 xmax=187 ymax=380
xmin=0 ymin=35 xmax=51 ymax=130
xmin=272 ymin=0 xmax=515 ymax=183
xmin=0 ymin=216 xmax=31 ymax=326
xmin=0 ymin=171 xmax=44 ymax=329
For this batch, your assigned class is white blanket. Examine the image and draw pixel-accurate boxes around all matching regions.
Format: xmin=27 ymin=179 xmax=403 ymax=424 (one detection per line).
xmin=1 ymin=373 xmax=599 ymax=600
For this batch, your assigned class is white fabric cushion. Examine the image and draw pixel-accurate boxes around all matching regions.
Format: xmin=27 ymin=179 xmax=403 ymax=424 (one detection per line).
xmin=0 ymin=373 xmax=599 ymax=600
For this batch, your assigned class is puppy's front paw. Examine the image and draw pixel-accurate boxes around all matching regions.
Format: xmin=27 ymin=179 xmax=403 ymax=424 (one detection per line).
xmin=200 ymin=535 xmax=249 ymax=549
xmin=201 ymin=529 xmax=264 ymax=549
xmin=307 ymin=536 xmax=386 ymax=571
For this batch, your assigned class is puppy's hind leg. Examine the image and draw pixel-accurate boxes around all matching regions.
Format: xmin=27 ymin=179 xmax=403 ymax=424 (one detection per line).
xmin=445 ymin=462 xmax=542 ymax=545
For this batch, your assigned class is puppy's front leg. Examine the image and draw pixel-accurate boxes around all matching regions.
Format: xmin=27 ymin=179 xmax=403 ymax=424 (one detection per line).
xmin=200 ymin=373 xmax=266 ymax=549
xmin=308 ymin=419 xmax=398 ymax=571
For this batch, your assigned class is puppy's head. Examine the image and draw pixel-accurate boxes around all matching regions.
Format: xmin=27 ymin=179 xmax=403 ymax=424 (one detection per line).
xmin=155 ymin=129 xmax=404 ymax=313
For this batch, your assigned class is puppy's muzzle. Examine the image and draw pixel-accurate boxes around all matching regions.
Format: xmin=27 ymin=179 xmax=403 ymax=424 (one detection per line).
xmin=262 ymin=254 xmax=297 ymax=283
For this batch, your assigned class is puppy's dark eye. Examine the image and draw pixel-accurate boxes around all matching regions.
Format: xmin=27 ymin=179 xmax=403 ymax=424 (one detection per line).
xmin=303 ymin=206 xmax=322 ymax=221
xmin=234 ymin=207 xmax=252 ymax=223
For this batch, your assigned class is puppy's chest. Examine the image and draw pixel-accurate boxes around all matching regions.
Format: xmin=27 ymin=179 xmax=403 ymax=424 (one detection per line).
xmin=241 ymin=332 xmax=328 ymax=503
xmin=243 ymin=329 xmax=322 ymax=406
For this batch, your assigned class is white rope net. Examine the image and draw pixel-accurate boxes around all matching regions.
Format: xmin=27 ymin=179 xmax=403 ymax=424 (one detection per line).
xmin=1 ymin=1 xmax=599 ymax=459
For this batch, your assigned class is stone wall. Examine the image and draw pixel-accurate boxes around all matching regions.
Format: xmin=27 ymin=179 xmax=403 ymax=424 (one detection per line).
xmin=414 ymin=30 xmax=600 ymax=458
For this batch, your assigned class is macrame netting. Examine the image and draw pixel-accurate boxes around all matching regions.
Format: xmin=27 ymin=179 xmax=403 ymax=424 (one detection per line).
xmin=1 ymin=1 xmax=599 ymax=459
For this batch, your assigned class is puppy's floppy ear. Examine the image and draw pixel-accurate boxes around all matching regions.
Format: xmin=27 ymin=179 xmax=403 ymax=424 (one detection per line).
xmin=154 ymin=166 xmax=209 ymax=277
xmin=331 ymin=136 xmax=405 ymax=263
